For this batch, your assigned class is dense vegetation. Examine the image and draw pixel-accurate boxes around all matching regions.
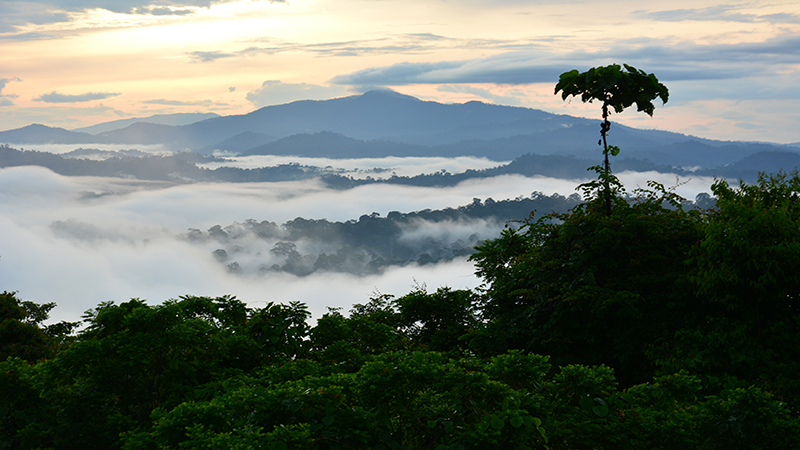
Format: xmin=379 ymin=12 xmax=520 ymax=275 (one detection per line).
xmin=180 ymin=193 xmax=585 ymax=276
xmin=4 ymin=169 xmax=800 ymax=449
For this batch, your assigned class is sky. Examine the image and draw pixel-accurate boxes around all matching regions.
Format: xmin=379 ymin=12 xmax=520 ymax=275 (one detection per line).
xmin=1 ymin=0 xmax=799 ymax=143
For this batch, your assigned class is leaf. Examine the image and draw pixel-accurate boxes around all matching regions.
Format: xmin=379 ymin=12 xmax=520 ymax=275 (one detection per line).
xmin=323 ymin=414 xmax=335 ymax=426
xmin=510 ymin=415 xmax=524 ymax=428
xmin=270 ymin=442 xmax=288 ymax=450
xmin=490 ymin=417 xmax=505 ymax=430
xmin=592 ymin=404 xmax=609 ymax=417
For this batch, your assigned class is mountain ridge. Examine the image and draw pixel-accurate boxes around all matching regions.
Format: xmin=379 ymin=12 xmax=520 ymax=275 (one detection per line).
xmin=1 ymin=90 xmax=797 ymax=170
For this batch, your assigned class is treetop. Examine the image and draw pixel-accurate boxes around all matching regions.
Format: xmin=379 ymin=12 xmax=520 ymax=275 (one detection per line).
xmin=555 ymin=63 xmax=669 ymax=116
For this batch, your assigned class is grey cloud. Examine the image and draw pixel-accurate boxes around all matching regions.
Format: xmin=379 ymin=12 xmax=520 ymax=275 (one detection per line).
xmin=20 ymin=1 xmax=233 ymax=15
xmin=34 ymin=91 xmax=122 ymax=103
xmin=145 ymin=6 xmax=193 ymax=15
xmin=246 ymin=80 xmax=349 ymax=108
xmin=331 ymin=35 xmax=800 ymax=87
xmin=190 ymin=34 xmax=519 ymax=64
xmin=0 ymin=77 xmax=22 ymax=105
xmin=0 ymin=77 xmax=20 ymax=92
xmin=0 ymin=0 xmax=275 ymax=37
xmin=637 ymin=5 xmax=800 ymax=24
xmin=0 ymin=3 xmax=70 ymax=33
xmin=331 ymin=61 xmax=465 ymax=85
xmin=405 ymin=33 xmax=447 ymax=41
xmin=330 ymin=54 xmax=575 ymax=86
xmin=142 ymin=98 xmax=215 ymax=106
xmin=0 ymin=31 xmax=57 ymax=41
xmin=187 ymin=50 xmax=236 ymax=62
xmin=758 ymin=13 xmax=800 ymax=24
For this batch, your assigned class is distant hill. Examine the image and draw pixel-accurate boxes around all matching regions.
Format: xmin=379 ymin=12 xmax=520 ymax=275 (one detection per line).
xmin=0 ymin=124 xmax=98 ymax=145
xmin=240 ymin=131 xmax=430 ymax=158
xmin=1 ymin=90 xmax=797 ymax=170
xmin=72 ymin=113 xmax=220 ymax=135
xmin=201 ymin=131 xmax=277 ymax=154
xmin=699 ymin=151 xmax=800 ymax=179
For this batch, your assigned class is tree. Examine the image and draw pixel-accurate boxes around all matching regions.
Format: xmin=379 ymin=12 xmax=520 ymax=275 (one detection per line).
xmin=555 ymin=64 xmax=669 ymax=215
xmin=651 ymin=171 xmax=800 ymax=404
xmin=469 ymin=183 xmax=702 ymax=386
xmin=0 ymin=291 xmax=77 ymax=362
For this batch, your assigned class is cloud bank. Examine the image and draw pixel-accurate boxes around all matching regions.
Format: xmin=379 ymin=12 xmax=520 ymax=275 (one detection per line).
xmin=34 ymin=91 xmax=122 ymax=103
xmin=0 ymin=155 xmax=719 ymax=325
xmin=330 ymin=35 xmax=800 ymax=88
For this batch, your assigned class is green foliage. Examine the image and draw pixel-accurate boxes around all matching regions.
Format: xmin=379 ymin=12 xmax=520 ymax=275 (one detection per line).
xmin=470 ymin=185 xmax=702 ymax=385
xmin=0 ymin=291 xmax=77 ymax=362
xmin=651 ymin=171 xmax=800 ymax=404
xmin=555 ymin=64 xmax=668 ymax=214
xmin=7 ymin=169 xmax=800 ymax=449
xmin=394 ymin=286 xmax=480 ymax=351
xmin=555 ymin=64 xmax=669 ymax=118
xmin=0 ymin=358 xmax=47 ymax=450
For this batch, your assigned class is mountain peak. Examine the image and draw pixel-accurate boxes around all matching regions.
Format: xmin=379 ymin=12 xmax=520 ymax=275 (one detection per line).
xmin=357 ymin=89 xmax=420 ymax=102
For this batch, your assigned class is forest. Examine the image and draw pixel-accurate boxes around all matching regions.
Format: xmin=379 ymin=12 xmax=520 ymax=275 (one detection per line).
xmin=4 ymin=169 xmax=800 ymax=449
xmin=3 ymin=65 xmax=800 ymax=449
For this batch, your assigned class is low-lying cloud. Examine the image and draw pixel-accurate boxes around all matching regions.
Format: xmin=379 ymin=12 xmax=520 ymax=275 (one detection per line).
xmin=0 ymin=159 xmax=718 ymax=324
xmin=197 ymin=155 xmax=509 ymax=179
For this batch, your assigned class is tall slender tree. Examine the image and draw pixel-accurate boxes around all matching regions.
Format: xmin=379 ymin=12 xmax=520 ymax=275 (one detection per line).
xmin=555 ymin=64 xmax=669 ymax=214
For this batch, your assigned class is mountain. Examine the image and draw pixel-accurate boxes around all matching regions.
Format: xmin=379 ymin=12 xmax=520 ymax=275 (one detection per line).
xmin=0 ymin=124 xmax=98 ymax=145
xmin=182 ymin=90 xmax=592 ymax=149
xmin=1 ymin=90 xmax=798 ymax=170
xmin=200 ymin=131 xmax=277 ymax=154
xmin=700 ymin=151 xmax=800 ymax=179
xmin=71 ymin=113 xmax=220 ymax=135
xmin=240 ymin=131 xmax=429 ymax=158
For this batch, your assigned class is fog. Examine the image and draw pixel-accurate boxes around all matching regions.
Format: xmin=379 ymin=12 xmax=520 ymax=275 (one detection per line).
xmin=198 ymin=155 xmax=510 ymax=179
xmin=7 ymin=143 xmax=172 ymax=156
xmin=0 ymin=160 xmax=720 ymax=324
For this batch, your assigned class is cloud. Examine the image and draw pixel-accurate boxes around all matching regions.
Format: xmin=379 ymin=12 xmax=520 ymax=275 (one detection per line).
xmin=228 ymin=86 xmax=236 ymax=92
xmin=636 ymin=5 xmax=800 ymax=24
xmin=329 ymin=34 xmax=800 ymax=89
xmin=246 ymin=80 xmax=349 ymax=108
xmin=144 ymin=6 xmax=193 ymax=16
xmin=197 ymin=155 xmax=508 ymax=178
xmin=142 ymin=98 xmax=216 ymax=106
xmin=187 ymin=50 xmax=237 ymax=62
xmin=0 ymin=77 xmax=21 ymax=106
xmin=188 ymin=34 xmax=520 ymax=64
xmin=0 ymin=0 xmax=275 ymax=38
xmin=34 ymin=91 xmax=122 ymax=103
xmin=0 ymin=158 xmax=718 ymax=323
xmin=0 ymin=77 xmax=21 ymax=92
xmin=0 ymin=2 xmax=70 ymax=33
